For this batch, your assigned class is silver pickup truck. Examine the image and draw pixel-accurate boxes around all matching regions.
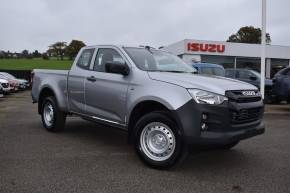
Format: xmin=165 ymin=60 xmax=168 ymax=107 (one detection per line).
xmin=32 ymin=45 xmax=265 ymax=168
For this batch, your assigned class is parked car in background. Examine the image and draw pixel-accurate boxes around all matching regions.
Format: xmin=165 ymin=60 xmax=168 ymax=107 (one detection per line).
xmin=0 ymin=72 xmax=20 ymax=91
xmin=225 ymin=68 xmax=274 ymax=103
xmin=192 ymin=63 xmax=225 ymax=76
xmin=272 ymin=67 xmax=290 ymax=103
xmin=17 ymin=78 xmax=30 ymax=89
xmin=0 ymin=78 xmax=11 ymax=94
xmin=0 ymin=84 xmax=4 ymax=98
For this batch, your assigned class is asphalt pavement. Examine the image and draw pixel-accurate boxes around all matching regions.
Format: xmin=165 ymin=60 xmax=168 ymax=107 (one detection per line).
xmin=0 ymin=91 xmax=289 ymax=193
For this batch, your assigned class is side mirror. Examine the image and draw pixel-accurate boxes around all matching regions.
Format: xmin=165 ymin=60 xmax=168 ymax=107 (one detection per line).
xmin=249 ymin=76 xmax=257 ymax=81
xmin=105 ymin=61 xmax=129 ymax=76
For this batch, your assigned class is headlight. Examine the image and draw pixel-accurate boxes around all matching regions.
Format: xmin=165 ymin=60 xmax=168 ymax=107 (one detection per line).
xmin=187 ymin=89 xmax=228 ymax=105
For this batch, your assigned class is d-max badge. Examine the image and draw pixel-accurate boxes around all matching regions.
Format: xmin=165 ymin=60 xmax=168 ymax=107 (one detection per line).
xmin=242 ymin=91 xmax=256 ymax=96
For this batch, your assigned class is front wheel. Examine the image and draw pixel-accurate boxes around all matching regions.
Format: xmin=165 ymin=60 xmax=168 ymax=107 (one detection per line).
xmin=134 ymin=111 xmax=185 ymax=169
xmin=41 ymin=96 xmax=66 ymax=132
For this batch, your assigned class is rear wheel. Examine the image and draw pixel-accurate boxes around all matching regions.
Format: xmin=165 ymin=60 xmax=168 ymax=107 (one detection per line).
xmin=41 ymin=96 xmax=66 ymax=132
xmin=134 ymin=111 xmax=185 ymax=169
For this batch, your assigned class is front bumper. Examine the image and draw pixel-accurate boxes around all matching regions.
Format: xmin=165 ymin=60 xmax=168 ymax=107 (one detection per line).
xmin=173 ymin=97 xmax=265 ymax=145
xmin=2 ymin=87 xmax=11 ymax=93
xmin=186 ymin=121 xmax=265 ymax=145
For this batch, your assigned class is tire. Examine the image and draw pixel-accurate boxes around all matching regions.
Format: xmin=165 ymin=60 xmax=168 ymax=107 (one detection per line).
xmin=41 ymin=96 xmax=66 ymax=132
xmin=134 ymin=111 xmax=185 ymax=169
xmin=216 ymin=141 xmax=239 ymax=150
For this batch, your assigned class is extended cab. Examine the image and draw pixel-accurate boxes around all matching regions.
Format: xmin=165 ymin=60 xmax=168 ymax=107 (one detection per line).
xmin=32 ymin=45 xmax=265 ymax=168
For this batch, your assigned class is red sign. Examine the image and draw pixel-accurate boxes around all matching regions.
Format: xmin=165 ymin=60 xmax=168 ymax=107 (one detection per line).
xmin=187 ymin=42 xmax=225 ymax=53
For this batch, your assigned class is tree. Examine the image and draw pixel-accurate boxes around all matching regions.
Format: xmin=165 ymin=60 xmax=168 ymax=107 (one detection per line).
xmin=22 ymin=50 xmax=29 ymax=58
xmin=66 ymin=40 xmax=86 ymax=60
xmin=227 ymin=26 xmax=271 ymax=44
xmin=48 ymin=42 xmax=67 ymax=60
xmin=32 ymin=50 xmax=41 ymax=58
xmin=42 ymin=53 xmax=49 ymax=60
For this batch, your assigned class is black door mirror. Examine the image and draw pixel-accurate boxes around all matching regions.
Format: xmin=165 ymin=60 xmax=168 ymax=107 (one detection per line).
xmin=249 ymin=76 xmax=257 ymax=81
xmin=105 ymin=61 xmax=129 ymax=76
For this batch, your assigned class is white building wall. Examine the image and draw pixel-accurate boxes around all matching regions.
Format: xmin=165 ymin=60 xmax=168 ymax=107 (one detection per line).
xmin=164 ymin=39 xmax=290 ymax=60
xmin=182 ymin=54 xmax=201 ymax=64
xmin=162 ymin=40 xmax=185 ymax=56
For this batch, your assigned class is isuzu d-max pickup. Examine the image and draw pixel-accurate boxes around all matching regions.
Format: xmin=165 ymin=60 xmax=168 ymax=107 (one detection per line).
xmin=32 ymin=45 xmax=265 ymax=168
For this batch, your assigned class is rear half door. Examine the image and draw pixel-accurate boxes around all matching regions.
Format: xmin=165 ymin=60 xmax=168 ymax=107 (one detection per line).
xmin=67 ymin=48 xmax=95 ymax=114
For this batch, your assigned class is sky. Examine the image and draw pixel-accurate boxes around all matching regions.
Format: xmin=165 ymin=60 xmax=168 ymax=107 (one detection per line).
xmin=0 ymin=0 xmax=289 ymax=52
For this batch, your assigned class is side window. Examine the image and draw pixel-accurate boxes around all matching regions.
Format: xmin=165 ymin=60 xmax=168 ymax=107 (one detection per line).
xmin=93 ymin=48 xmax=125 ymax=72
xmin=76 ymin=49 xmax=95 ymax=70
xmin=237 ymin=70 xmax=252 ymax=79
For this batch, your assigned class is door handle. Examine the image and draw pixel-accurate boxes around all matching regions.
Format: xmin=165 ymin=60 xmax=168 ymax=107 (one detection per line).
xmin=87 ymin=76 xmax=97 ymax=82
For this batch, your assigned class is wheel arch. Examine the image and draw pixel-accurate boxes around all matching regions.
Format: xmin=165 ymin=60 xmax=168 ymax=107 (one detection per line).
xmin=127 ymin=100 xmax=180 ymax=143
xmin=38 ymin=86 xmax=56 ymax=114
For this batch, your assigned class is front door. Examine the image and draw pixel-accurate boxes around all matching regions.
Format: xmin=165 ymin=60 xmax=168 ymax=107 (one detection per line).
xmin=84 ymin=48 xmax=130 ymax=124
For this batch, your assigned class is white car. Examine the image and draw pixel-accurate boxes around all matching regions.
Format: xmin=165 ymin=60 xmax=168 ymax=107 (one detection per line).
xmin=0 ymin=72 xmax=21 ymax=91
xmin=0 ymin=78 xmax=12 ymax=94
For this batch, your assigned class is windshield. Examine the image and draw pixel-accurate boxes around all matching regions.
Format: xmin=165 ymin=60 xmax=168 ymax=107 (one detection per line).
xmin=124 ymin=47 xmax=196 ymax=73
xmin=0 ymin=73 xmax=15 ymax=79
xmin=200 ymin=67 xmax=225 ymax=76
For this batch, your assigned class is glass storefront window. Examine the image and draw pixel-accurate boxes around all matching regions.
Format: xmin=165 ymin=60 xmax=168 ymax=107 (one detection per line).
xmin=201 ymin=55 xmax=234 ymax=69
xmin=271 ymin=59 xmax=289 ymax=78
xmin=236 ymin=57 xmax=261 ymax=72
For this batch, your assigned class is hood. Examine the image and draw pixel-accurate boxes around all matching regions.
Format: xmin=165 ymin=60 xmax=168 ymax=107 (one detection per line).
xmin=148 ymin=72 xmax=257 ymax=95
xmin=0 ymin=78 xmax=9 ymax=83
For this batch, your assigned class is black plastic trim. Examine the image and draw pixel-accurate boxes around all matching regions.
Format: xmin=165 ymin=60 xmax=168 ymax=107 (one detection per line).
xmin=172 ymin=98 xmax=265 ymax=145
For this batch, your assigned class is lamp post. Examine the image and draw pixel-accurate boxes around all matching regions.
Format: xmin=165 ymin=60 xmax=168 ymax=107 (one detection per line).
xmin=260 ymin=0 xmax=266 ymax=99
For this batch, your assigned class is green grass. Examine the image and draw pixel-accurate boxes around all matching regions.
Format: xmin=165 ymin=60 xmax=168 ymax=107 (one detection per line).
xmin=0 ymin=58 xmax=73 ymax=70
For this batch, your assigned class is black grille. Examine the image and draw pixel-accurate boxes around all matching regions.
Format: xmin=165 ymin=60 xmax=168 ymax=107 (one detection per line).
xmin=1 ymin=83 xmax=8 ymax=88
xmin=226 ymin=90 xmax=261 ymax=103
xmin=231 ymin=107 xmax=263 ymax=123
xmin=234 ymin=97 xmax=261 ymax=103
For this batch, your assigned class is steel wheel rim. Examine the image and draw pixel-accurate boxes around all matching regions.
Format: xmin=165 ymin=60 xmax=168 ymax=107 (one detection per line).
xmin=43 ymin=102 xmax=54 ymax=127
xmin=140 ymin=122 xmax=176 ymax=161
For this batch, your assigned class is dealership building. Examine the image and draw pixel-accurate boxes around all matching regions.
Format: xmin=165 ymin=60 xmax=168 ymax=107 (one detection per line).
xmin=164 ymin=39 xmax=290 ymax=78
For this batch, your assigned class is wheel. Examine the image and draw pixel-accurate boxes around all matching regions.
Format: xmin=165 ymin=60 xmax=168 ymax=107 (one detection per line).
xmin=216 ymin=141 xmax=239 ymax=150
xmin=134 ymin=111 xmax=185 ymax=169
xmin=41 ymin=96 xmax=66 ymax=132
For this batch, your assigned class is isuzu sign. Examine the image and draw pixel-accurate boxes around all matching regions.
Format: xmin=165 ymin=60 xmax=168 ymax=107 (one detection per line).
xmin=187 ymin=42 xmax=225 ymax=53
